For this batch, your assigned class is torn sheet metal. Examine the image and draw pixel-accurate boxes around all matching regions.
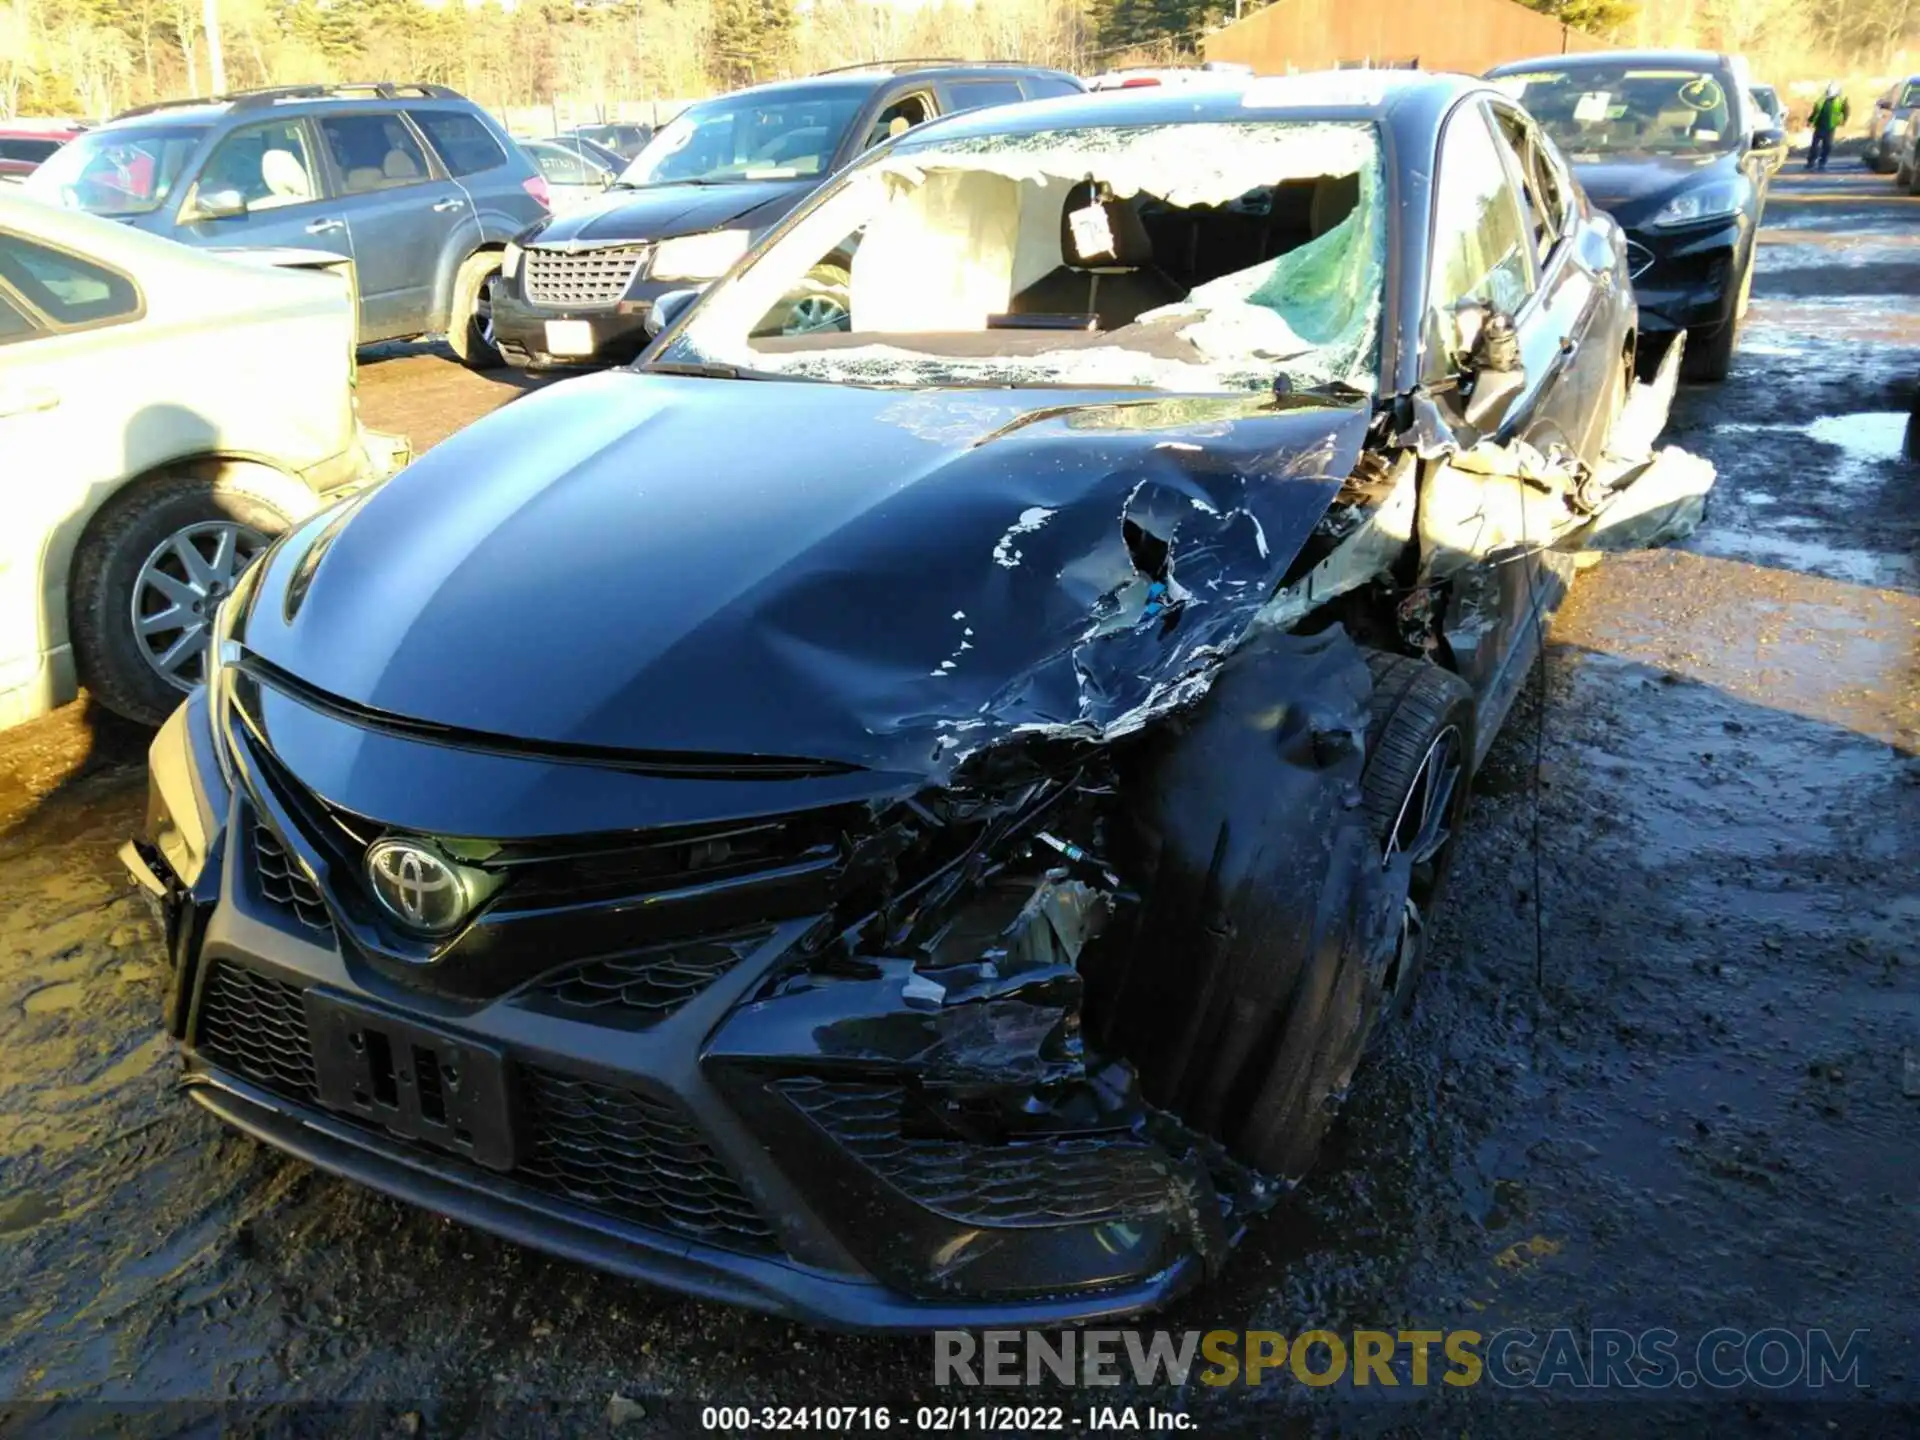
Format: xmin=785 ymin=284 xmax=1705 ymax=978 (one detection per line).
xmin=1254 ymin=451 xmax=1418 ymax=631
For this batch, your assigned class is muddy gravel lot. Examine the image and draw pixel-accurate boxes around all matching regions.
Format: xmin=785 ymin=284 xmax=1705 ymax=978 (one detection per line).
xmin=1 ymin=167 xmax=1916 ymax=1438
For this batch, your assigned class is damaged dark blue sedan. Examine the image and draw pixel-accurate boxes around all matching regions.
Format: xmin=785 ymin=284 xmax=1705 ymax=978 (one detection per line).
xmin=123 ymin=74 xmax=1713 ymax=1327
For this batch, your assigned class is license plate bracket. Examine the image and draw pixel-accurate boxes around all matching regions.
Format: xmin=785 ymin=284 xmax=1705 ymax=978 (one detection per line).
xmin=304 ymin=990 xmax=517 ymax=1171
xmin=544 ymin=319 xmax=595 ymax=356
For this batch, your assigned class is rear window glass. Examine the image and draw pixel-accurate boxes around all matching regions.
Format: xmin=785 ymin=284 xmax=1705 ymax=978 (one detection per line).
xmin=414 ymin=110 xmax=507 ymax=176
xmin=318 ymin=113 xmax=432 ymax=192
xmin=0 ymin=233 xmax=140 ymax=327
xmin=1024 ymin=76 xmax=1083 ymax=100
xmin=946 ymin=80 xmax=1027 ymax=112
xmin=0 ymin=287 xmax=37 ymax=344
xmin=0 ymin=138 xmax=60 ymax=162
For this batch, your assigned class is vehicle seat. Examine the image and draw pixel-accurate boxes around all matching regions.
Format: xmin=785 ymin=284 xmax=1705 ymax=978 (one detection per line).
xmin=382 ymin=148 xmax=422 ymax=182
xmin=1008 ymin=181 xmax=1184 ymax=329
xmin=254 ymin=148 xmax=311 ymax=209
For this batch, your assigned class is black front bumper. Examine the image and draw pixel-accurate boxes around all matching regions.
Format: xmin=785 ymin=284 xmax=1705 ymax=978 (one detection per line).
xmin=492 ymin=271 xmax=687 ymax=370
xmin=124 ymin=691 xmax=1228 ymax=1330
xmin=1623 ymin=218 xmax=1748 ymax=337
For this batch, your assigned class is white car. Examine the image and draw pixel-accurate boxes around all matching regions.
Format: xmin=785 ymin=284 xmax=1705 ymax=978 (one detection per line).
xmin=0 ymin=191 xmax=402 ymax=730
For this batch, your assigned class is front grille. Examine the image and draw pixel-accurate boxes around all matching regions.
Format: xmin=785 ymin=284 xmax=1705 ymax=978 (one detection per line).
xmin=780 ymin=1079 xmax=1175 ymax=1227
xmin=192 ymin=960 xmax=775 ymax=1254
xmin=252 ymin=823 xmax=333 ymax=935
xmin=1624 ymin=239 xmax=1655 ymax=281
xmin=517 ymin=932 xmax=766 ymax=1027
xmin=517 ymin=1069 xmax=776 ymax=1250
xmin=196 ymin=959 xmax=320 ymax=1102
xmin=524 ymin=245 xmax=648 ymax=306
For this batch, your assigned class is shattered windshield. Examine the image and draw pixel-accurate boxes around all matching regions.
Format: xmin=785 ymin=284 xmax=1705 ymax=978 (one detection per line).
xmin=663 ymin=119 xmax=1387 ymax=393
xmin=1495 ymin=68 xmax=1741 ymax=157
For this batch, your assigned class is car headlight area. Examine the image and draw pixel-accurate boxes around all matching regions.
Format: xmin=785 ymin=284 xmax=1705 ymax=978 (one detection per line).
xmin=650 ymin=228 xmax=751 ymax=281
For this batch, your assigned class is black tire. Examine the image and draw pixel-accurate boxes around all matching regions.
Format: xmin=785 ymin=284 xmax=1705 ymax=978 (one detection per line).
xmin=70 ymin=467 xmax=310 ymax=725
xmin=1681 ymin=252 xmax=1747 ymax=385
xmin=447 ymin=251 xmax=505 ymax=370
xmin=1356 ymin=651 xmax=1477 ymax=1032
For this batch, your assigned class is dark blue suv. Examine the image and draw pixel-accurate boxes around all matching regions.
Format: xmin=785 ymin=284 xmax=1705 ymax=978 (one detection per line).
xmin=26 ymin=83 xmax=550 ymax=367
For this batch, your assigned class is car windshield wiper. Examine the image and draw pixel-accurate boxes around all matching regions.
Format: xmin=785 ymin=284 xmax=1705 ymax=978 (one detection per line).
xmin=642 ymin=359 xmax=821 ymax=383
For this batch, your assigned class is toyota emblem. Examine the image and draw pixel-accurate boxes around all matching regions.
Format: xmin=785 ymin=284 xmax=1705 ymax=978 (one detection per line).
xmin=366 ymin=839 xmax=470 ymax=935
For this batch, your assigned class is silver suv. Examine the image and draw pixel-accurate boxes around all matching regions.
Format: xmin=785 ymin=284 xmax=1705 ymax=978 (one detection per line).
xmin=25 ymin=83 xmax=550 ymax=367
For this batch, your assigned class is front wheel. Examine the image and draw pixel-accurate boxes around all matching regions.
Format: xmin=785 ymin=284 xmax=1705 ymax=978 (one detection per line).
xmin=1682 ymin=259 xmax=1748 ymax=384
xmin=1357 ymin=652 xmax=1476 ymax=1040
xmin=448 ymin=252 xmax=505 ymax=370
xmin=70 ymin=468 xmax=309 ymax=724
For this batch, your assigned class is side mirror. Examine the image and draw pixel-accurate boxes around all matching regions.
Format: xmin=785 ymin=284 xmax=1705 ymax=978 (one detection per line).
xmin=646 ymin=287 xmax=700 ymax=337
xmin=191 ymin=187 xmax=248 ymax=221
xmin=1461 ymin=304 xmax=1521 ymax=374
xmin=1752 ymin=127 xmax=1786 ymax=151
xmin=1452 ymin=302 xmax=1524 ymax=436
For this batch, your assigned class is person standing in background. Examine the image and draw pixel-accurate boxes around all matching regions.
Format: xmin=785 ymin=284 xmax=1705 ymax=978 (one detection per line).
xmin=1808 ymin=83 xmax=1849 ymax=171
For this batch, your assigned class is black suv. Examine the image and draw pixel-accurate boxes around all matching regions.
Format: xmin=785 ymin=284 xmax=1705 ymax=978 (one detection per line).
xmin=491 ymin=62 xmax=1082 ymax=369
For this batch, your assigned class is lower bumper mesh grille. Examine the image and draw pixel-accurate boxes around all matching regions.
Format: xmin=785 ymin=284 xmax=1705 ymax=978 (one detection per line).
xmin=196 ymin=959 xmax=321 ymax=1101
xmin=193 ymin=961 xmax=775 ymax=1253
xmin=779 ymin=1079 xmax=1174 ymax=1226
xmin=517 ymin=1070 xmax=775 ymax=1248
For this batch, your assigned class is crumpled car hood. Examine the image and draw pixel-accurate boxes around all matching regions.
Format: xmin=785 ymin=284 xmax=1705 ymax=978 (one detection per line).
xmin=240 ymin=371 xmax=1370 ymax=778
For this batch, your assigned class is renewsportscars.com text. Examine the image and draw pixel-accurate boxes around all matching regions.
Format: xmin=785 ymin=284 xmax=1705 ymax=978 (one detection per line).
xmin=934 ymin=1327 xmax=1870 ymax=1391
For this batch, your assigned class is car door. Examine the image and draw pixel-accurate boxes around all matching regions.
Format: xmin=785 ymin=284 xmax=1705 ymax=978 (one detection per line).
xmin=1487 ymin=100 xmax=1625 ymax=466
xmin=842 ymin=88 xmax=937 ymax=165
xmin=0 ymin=233 xmax=144 ymax=720
xmin=1421 ymin=98 xmax=1563 ymax=715
xmin=171 ymin=117 xmax=355 ymax=263
xmin=313 ymin=109 xmax=468 ymax=341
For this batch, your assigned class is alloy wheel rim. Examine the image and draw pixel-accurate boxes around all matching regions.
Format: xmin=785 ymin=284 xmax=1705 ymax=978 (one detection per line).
xmin=784 ymin=294 xmax=848 ymax=335
xmin=130 ymin=520 xmax=269 ymax=690
xmin=1378 ymin=723 xmax=1464 ymax=1007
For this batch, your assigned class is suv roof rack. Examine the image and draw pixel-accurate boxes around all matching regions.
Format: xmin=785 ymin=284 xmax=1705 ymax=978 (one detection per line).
xmin=113 ymin=82 xmax=464 ymax=122
xmin=808 ymin=59 xmax=1029 ymax=77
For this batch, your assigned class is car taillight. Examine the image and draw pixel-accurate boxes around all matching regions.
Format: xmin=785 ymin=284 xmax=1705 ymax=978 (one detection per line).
xmin=523 ymin=174 xmax=551 ymax=209
xmin=1120 ymin=77 xmax=1162 ymax=88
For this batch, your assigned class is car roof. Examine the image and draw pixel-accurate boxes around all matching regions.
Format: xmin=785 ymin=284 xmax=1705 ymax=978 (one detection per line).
xmin=900 ymin=69 xmax=1486 ymax=145
xmin=102 ymin=86 xmax=493 ymax=131
xmin=1489 ymin=49 xmax=1735 ymax=74
xmin=710 ymin=64 xmax=1078 ymax=104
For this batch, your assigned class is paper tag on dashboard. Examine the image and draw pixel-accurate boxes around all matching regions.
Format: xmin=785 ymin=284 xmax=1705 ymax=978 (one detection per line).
xmin=1068 ymin=203 xmax=1116 ymax=262
xmin=1573 ymin=91 xmax=1612 ymax=123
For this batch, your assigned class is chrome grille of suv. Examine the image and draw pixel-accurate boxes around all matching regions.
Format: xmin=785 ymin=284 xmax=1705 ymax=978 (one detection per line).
xmin=523 ymin=245 xmax=649 ymax=306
